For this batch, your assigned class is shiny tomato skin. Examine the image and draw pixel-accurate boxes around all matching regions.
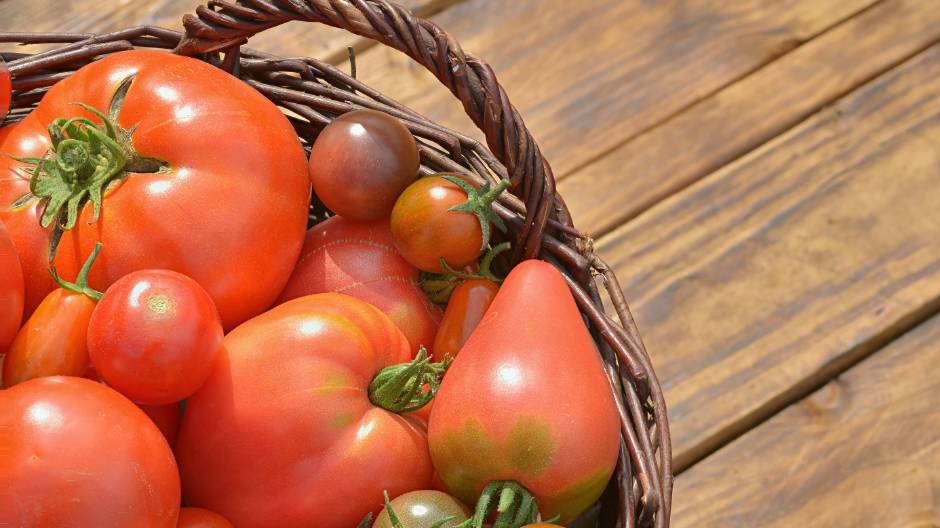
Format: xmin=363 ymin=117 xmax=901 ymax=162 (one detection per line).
xmin=373 ymin=490 xmax=471 ymax=528
xmin=278 ymin=216 xmax=441 ymax=355
xmin=87 ymin=269 xmax=223 ymax=405
xmin=432 ymin=279 xmax=499 ymax=362
xmin=176 ymin=507 xmax=234 ymax=528
xmin=0 ymin=50 xmax=310 ymax=329
xmin=176 ymin=293 xmax=433 ymax=528
xmin=428 ymin=260 xmax=620 ymax=523
xmin=2 ymin=288 xmax=94 ymax=387
xmin=309 ymin=109 xmax=419 ymax=220
xmin=0 ymin=220 xmax=23 ymax=355
xmin=139 ymin=402 xmax=182 ymax=448
xmin=391 ymin=176 xmax=484 ymax=273
xmin=0 ymin=376 xmax=180 ymax=527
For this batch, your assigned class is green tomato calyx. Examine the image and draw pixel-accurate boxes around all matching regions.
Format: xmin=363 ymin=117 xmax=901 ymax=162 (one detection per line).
xmin=49 ymin=242 xmax=103 ymax=301
xmin=421 ymin=242 xmax=511 ymax=304
xmin=461 ymin=480 xmax=540 ymax=528
xmin=441 ymin=174 xmax=510 ymax=253
xmin=369 ymin=346 xmax=450 ymax=413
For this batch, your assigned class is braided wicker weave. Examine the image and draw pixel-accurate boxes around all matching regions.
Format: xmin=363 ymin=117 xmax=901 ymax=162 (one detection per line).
xmin=0 ymin=1 xmax=672 ymax=526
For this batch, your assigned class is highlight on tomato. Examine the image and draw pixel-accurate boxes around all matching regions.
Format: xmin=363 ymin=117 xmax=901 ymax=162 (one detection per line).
xmin=0 ymin=50 xmax=310 ymax=330
xmin=391 ymin=174 xmax=510 ymax=273
xmin=428 ymin=260 xmax=621 ymax=523
xmin=87 ymin=268 xmax=223 ymax=405
xmin=0 ymin=376 xmax=180 ymax=527
xmin=308 ymin=109 xmax=419 ymax=220
xmin=176 ymin=293 xmax=448 ymax=528
xmin=2 ymin=244 xmax=102 ymax=387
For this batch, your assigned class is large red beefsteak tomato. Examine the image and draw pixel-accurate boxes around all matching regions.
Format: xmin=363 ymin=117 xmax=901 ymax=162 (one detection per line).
xmin=0 ymin=376 xmax=180 ymax=526
xmin=428 ymin=260 xmax=621 ymax=523
xmin=0 ymin=50 xmax=310 ymax=329
xmin=176 ymin=293 xmax=434 ymax=528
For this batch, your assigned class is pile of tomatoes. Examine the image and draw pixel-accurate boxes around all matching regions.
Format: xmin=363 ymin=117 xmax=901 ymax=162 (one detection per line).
xmin=0 ymin=50 xmax=621 ymax=528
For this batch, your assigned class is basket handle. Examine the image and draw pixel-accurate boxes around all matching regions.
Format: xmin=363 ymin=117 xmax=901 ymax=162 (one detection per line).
xmin=175 ymin=0 xmax=557 ymax=260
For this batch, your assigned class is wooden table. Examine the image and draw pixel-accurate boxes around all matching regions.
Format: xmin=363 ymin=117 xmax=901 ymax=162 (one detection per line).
xmin=4 ymin=1 xmax=940 ymax=525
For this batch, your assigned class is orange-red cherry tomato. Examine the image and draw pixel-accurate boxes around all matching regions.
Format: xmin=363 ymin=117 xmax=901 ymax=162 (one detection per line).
xmin=176 ymin=507 xmax=235 ymax=528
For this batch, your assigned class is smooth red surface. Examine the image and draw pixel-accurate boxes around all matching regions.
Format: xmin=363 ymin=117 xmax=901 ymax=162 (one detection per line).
xmin=428 ymin=260 xmax=621 ymax=522
xmin=432 ymin=279 xmax=499 ymax=362
xmin=176 ymin=507 xmax=234 ymax=528
xmin=391 ymin=175 xmax=485 ymax=273
xmin=0 ymin=50 xmax=310 ymax=329
xmin=0 ymin=376 xmax=180 ymax=527
xmin=309 ymin=109 xmax=419 ymax=220
xmin=176 ymin=293 xmax=433 ymax=528
xmin=139 ymin=401 xmax=182 ymax=448
xmin=87 ymin=269 xmax=223 ymax=405
xmin=0 ymin=219 xmax=23 ymax=356
xmin=3 ymin=288 xmax=94 ymax=388
xmin=278 ymin=216 xmax=441 ymax=354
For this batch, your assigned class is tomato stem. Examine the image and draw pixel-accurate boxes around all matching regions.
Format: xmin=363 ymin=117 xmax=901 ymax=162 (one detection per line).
xmin=457 ymin=481 xmax=540 ymax=528
xmin=14 ymin=74 xmax=169 ymax=260
xmin=441 ymin=174 xmax=510 ymax=252
xmin=421 ymin=242 xmax=510 ymax=303
xmin=49 ymin=242 xmax=103 ymax=301
xmin=368 ymin=346 xmax=449 ymax=413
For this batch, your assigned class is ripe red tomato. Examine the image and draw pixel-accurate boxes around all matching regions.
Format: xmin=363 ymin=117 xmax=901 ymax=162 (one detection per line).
xmin=373 ymin=490 xmax=471 ymax=528
xmin=0 ymin=376 xmax=180 ymax=526
xmin=139 ymin=402 xmax=182 ymax=447
xmin=0 ymin=50 xmax=310 ymax=330
xmin=0 ymin=59 xmax=9 ymax=121
xmin=87 ymin=269 xmax=223 ymax=405
xmin=309 ymin=109 xmax=419 ymax=220
xmin=391 ymin=175 xmax=507 ymax=273
xmin=0 ymin=220 xmax=23 ymax=356
xmin=176 ymin=293 xmax=434 ymax=528
xmin=432 ymin=279 xmax=499 ymax=362
xmin=278 ymin=215 xmax=441 ymax=355
xmin=176 ymin=507 xmax=235 ymax=528
xmin=428 ymin=260 xmax=620 ymax=523
xmin=2 ymin=245 xmax=102 ymax=387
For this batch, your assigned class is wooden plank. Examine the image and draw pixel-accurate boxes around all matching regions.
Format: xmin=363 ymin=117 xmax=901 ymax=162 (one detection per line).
xmin=0 ymin=0 xmax=452 ymax=64
xmin=343 ymin=0 xmax=876 ymax=178
xmin=596 ymin=42 xmax=940 ymax=472
xmin=561 ymin=0 xmax=940 ymax=237
xmin=673 ymin=313 xmax=940 ymax=527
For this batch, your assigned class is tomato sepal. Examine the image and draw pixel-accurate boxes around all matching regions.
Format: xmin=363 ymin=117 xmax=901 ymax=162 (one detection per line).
xmin=369 ymin=346 xmax=449 ymax=413
xmin=440 ymin=174 xmax=510 ymax=252
xmin=48 ymin=242 xmax=103 ymax=301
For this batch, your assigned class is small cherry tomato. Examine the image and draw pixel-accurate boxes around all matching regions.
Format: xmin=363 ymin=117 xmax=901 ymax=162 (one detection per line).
xmin=309 ymin=109 xmax=419 ymax=220
xmin=432 ymin=279 xmax=499 ymax=362
xmin=87 ymin=269 xmax=223 ymax=405
xmin=0 ymin=219 xmax=24 ymax=356
xmin=2 ymin=245 xmax=101 ymax=387
xmin=391 ymin=174 xmax=508 ymax=273
xmin=373 ymin=490 xmax=471 ymax=528
xmin=176 ymin=507 xmax=235 ymax=528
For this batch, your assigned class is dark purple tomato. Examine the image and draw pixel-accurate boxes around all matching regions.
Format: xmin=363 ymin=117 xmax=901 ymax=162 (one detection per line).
xmin=308 ymin=109 xmax=419 ymax=220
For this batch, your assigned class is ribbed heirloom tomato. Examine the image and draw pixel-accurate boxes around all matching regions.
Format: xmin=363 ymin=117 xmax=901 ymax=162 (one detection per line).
xmin=176 ymin=293 xmax=436 ymax=528
xmin=0 ymin=50 xmax=310 ymax=329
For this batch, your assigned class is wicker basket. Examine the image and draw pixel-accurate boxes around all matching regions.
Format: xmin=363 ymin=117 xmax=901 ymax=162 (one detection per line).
xmin=0 ymin=1 xmax=672 ymax=526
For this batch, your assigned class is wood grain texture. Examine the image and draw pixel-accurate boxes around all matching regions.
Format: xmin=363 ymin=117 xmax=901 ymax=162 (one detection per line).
xmin=561 ymin=0 xmax=940 ymax=237
xmin=0 ymin=0 xmax=449 ymax=63
xmin=673 ymin=313 xmax=940 ymax=527
xmin=597 ymin=42 xmax=940 ymax=472
xmin=343 ymin=0 xmax=876 ymax=178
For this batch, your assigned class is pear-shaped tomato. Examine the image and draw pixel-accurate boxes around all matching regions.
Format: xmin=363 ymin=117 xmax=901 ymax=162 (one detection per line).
xmin=176 ymin=293 xmax=434 ymax=528
xmin=428 ymin=260 xmax=620 ymax=523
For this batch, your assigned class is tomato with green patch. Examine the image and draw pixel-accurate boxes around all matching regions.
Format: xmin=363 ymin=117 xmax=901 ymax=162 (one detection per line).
xmin=428 ymin=260 xmax=620 ymax=523
xmin=176 ymin=293 xmax=445 ymax=528
xmin=0 ymin=50 xmax=310 ymax=330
